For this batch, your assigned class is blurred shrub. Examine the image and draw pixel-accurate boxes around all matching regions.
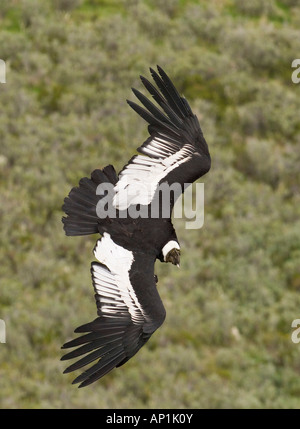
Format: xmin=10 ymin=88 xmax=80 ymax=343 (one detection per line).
xmin=234 ymin=138 xmax=283 ymax=188
xmin=148 ymin=0 xmax=180 ymax=18
xmin=53 ymin=0 xmax=83 ymax=11
xmin=233 ymin=81 xmax=299 ymax=139
xmin=233 ymin=0 xmax=278 ymax=17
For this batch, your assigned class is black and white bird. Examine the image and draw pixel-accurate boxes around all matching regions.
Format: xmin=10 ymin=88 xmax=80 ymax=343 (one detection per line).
xmin=61 ymin=66 xmax=211 ymax=387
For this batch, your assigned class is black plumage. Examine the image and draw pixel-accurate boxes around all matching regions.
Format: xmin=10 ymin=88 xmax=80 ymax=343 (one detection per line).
xmin=61 ymin=66 xmax=211 ymax=387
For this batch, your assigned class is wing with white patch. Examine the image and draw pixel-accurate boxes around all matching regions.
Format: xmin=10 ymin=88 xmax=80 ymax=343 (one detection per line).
xmin=61 ymin=233 xmax=165 ymax=387
xmin=113 ymin=66 xmax=211 ymax=210
xmin=113 ymin=146 xmax=194 ymax=209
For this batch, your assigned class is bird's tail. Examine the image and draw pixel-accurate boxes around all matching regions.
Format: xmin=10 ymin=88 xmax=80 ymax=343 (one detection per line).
xmin=62 ymin=165 xmax=118 ymax=236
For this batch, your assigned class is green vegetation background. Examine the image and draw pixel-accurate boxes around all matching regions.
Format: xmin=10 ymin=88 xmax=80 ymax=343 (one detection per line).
xmin=0 ymin=0 xmax=300 ymax=409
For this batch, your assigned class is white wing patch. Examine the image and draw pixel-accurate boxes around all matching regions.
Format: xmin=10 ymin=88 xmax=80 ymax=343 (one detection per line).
xmin=141 ymin=135 xmax=179 ymax=158
xmin=113 ymin=142 xmax=194 ymax=210
xmin=93 ymin=233 xmax=144 ymax=324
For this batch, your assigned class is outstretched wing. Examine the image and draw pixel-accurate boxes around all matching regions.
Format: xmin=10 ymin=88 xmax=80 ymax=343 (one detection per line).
xmin=61 ymin=233 xmax=165 ymax=387
xmin=113 ymin=65 xmax=211 ymax=211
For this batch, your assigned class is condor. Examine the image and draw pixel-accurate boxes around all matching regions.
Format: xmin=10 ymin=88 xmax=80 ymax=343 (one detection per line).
xmin=61 ymin=66 xmax=211 ymax=387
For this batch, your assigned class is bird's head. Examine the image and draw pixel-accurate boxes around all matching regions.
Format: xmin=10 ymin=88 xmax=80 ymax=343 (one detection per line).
xmin=165 ymin=248 xmax=181 ymax=267
xmin=162 ymin=240 xmax=181 ymax=268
